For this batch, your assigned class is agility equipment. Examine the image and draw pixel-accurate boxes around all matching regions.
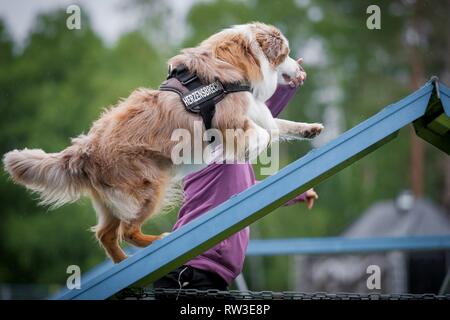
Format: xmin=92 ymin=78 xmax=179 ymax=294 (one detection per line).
xmin=55 ymin=77 xmax=450 ymax=300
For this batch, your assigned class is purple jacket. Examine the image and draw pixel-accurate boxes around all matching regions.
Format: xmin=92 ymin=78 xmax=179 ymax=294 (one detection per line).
xmin=172 ymin=85 xmax=306 ymax=284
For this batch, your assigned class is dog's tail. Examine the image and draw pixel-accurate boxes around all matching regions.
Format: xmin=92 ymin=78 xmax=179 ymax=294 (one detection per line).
xmin=3 ymin=143 xmax=88 ymax=209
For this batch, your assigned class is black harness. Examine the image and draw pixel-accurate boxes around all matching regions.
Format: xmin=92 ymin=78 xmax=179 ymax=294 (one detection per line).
xmin=159 ymin=64 xmax=252 ymax=132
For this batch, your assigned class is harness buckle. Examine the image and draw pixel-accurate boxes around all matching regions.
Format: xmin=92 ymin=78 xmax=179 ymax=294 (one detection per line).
xmin=179 ymin=73 xmax=198 ymax=85
xmin=170 ymin=64 xmax=199 ymax=86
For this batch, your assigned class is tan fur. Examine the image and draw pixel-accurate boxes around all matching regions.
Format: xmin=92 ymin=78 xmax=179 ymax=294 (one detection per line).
xmin=212 ymin=34 xmax=262 ymax=82
xmin=2 ymin=22 xmax=292 ymax=263
xmin=252 ymin=22 xmax=290 ymax=67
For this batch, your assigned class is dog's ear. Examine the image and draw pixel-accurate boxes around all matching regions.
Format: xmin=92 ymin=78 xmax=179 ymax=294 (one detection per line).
xmin=214 ymin=35 xmax=262 ymax=82
xmin=255 ymin=26 xmax=289 ymax=67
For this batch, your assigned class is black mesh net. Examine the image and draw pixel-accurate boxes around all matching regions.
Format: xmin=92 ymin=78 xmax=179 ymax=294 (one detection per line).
xmin=116 ymin=288 xmax=450 ymax=300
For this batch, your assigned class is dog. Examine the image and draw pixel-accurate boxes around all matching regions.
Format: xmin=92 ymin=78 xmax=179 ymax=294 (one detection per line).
xmin=3 ymin=22 xmax=323 ymax=263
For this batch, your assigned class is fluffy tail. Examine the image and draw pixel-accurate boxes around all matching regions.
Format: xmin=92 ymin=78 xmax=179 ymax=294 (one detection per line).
xmin=3 ymin=147 xmax=87 ymax=208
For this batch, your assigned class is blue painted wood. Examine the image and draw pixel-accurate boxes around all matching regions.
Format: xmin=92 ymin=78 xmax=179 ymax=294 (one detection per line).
xmin=50 ymin=247 xmax=138 ymax=300
xmin=246 ymin=236 xmax=450 ymax=256
xmin=439 ymin=81 xmax=450 ymax=116
xmin=413 ymin=80 xmax=450 ymax=154
xmin=56 ymin=81 xmax=437 ymax=300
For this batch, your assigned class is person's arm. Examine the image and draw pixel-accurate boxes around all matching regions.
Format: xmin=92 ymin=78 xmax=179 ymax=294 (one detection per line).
xmin=265 ymin=58 xmax=307 ymax=117
xmin=266 ymin=84 xmax=299 ymax=118
xmin=283 ymin=188 xmax=318 ymax=209
xmin=254 ymin=178 xmax=318 ymax=209
xmin=263 ymin=58 xmax=317 ymax=209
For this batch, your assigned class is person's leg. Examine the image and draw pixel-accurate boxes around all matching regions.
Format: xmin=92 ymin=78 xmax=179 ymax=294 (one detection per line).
xmin=189 ymin=267 xmax=228 ymax=290
xmin=153 ymin=266 xmax=228 ymax=291
xmin=153 ymin=266 xmax=187 ymax=289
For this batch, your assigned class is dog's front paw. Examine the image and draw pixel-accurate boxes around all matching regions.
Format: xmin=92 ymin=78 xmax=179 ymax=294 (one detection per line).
xmin=300 ymin=123 xmax=324 ymax=139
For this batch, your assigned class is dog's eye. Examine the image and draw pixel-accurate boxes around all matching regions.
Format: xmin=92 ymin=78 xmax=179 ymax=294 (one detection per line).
xmin=274 ymin=52 xmax=288 ymax=66
xmin=275 ymin=45 xmax=290 ymax=66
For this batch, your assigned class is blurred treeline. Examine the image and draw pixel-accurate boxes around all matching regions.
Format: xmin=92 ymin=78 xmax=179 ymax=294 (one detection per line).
xmin=0 ymin=0 xmax=449 ymax=293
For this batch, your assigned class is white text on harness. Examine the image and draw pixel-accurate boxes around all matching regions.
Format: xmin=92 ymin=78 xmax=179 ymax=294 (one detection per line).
xmin=182 ymin=81 xmax=222 ymax=107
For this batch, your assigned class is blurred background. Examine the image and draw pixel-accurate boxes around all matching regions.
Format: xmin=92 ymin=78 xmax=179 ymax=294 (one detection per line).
xmin=0 ymin=0 xmax=449 ymax=299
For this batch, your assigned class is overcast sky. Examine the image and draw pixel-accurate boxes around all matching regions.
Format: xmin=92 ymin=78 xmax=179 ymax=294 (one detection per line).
xmin=0 ymin=0 xmax=327 ymax=67
xmin=0 ymin=0 xmax=194 ymax=46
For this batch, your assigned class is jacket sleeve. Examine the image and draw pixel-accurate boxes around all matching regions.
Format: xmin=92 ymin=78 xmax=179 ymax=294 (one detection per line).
xmin=255 ymin=180 xmax=307 ymax=206
xmin=265 ymin=84 xmax=299 ymax=118
xmin=264 ymin=85 xmax=305 ymax=206
xmin=283 ymin=192 xmax=307 ymax=206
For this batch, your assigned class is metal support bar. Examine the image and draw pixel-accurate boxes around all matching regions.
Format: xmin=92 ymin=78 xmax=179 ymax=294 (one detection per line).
xmin=56 ymin=80 xmax=446 ymax=300
xmin=246 ymin=236 xmax=450 ymax=256
xmin=439 ymin=267 xmax=450 ymax=295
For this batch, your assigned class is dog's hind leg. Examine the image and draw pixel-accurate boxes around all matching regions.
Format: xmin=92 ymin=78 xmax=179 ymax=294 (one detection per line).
xmin=120 ymin=200 xmax=169 ymax=248
xmin=120 ymin=184 xmax=169 ymax=248
xmin=114 ymin=168 xmax=172 ymax=248
xmin=91 ymin=192 xmax=127 ymax=263
xmin=120 ymin=221 xmax=167 ymax=247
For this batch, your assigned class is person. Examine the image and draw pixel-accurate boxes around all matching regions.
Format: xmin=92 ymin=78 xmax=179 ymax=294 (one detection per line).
xmin=154 ymin=58 xmax=318 ymax=291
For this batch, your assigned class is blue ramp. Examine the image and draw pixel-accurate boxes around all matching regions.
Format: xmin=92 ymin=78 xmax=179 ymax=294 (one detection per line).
xmin=56 ymin=78 xmax=449 ymax=300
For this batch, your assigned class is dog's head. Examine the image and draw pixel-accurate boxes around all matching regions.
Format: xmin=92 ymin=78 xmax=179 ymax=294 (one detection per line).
xmin=207 ymin=22 xmax=302 ymax=99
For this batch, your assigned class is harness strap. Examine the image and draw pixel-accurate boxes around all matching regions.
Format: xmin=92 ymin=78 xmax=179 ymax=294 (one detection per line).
xmin=159 ymin=64 xmax=251 ymax=135
xmin=223 ymin=82 xmax=252 ymax=93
